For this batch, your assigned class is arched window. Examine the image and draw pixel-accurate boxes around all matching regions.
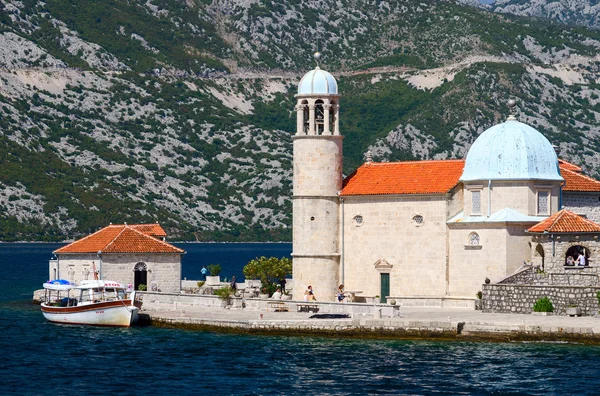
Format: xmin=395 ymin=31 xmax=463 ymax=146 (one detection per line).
xmin=565 ymin=245 xmax=589 ymax=267
xmin=134 ymin=262 xmax=148 ymax=290
xmin=315 ymin=100 xmax=325 ymax=134
xmin=302 ymin=100 xmax=309 ymax=133
xmin=468 ymin=232 xmax=480 ymax=246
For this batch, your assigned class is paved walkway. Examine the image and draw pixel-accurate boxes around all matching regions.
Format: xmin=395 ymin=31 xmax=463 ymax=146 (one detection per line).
xmin=140 ymin=305 xmax=600 ymax=342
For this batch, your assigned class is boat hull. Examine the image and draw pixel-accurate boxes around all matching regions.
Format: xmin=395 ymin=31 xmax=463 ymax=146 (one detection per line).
xmin=41 ymin=300 xmax=139 ymax=327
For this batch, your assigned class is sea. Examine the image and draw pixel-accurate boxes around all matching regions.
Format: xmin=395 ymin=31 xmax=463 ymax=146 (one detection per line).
xmin=2 ymin=243 xmax=600 ymax=395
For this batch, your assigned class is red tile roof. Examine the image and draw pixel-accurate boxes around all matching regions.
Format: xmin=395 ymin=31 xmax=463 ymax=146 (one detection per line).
xmin=54 ymin=224 xmax=184 ymax=254
xmin=130 ymin=223 xmax=167 ymax=237
xmin=527 ymin=209 xmax=600 ymax=233
xmin=560 ymin=167 xmax=600 ymax=192
xmin=341 ymin=160 xmax=465 ymax=196
xmin=558 ymin=159 xmax=582 ymax=172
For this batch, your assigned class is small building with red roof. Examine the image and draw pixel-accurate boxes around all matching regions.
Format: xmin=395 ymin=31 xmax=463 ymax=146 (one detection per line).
xmin=50 ymin=223 xmax=185 ymax=293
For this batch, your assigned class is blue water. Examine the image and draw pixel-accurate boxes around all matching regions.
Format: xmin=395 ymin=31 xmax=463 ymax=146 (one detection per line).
xmin=2 ymin=243 xmax=600 ymax=395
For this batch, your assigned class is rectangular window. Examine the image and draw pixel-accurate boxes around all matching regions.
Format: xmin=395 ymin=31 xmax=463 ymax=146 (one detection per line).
xmin=472 ymin=191 xmax=481 ymax=214
xmin=538 ymin=191 xmax=549 ymax=215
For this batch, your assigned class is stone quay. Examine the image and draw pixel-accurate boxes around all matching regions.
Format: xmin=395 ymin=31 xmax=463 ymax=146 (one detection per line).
xmin=137 ymin=291 xmax=600 ymax=343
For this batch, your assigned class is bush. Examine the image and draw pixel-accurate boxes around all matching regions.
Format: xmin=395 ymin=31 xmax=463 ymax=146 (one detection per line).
xmin=214 ymin=286 xmax=233 ymax=301
xmin=533 ymin=297 xmax=554 ymax=312
xmin=206 ymin=263 xmax=222 ymax=276
xmin=197 ymin=281 xmax=205 ymax=288
xmin=137 ymin=284 xmax=147 ymax=291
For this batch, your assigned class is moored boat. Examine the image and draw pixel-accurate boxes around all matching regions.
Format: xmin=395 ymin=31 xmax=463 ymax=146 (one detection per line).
xmin=41 ymin=279 xmax=140 ymax=327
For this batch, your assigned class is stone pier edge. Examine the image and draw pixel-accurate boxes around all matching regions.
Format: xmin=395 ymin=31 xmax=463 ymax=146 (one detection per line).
xmin=139 ymin=314 xmax=600 ymax=344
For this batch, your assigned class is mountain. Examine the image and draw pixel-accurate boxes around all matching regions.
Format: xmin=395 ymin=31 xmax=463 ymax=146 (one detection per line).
xmin=459 ymin=0 xmax=600 ymax=30
xmin=2 ymin=0 xmax=600 ymax=241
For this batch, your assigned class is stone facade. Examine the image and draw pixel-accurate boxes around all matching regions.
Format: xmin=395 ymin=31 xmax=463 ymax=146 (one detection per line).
xmin=341 ymin=195 xmax=449 ymax=298
xmin=563 ymin=192 xmax=600 ymax=224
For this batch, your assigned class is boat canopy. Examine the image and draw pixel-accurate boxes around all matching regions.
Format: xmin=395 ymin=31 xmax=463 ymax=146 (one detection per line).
xmin=75 ymin=280 xmax=126 ymax=289
xmin=43 ymin=279 xmax=74 ymax=291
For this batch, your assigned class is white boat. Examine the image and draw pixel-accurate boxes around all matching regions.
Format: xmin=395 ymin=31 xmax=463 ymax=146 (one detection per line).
xmin=41 ymin=279 xmax=140 ymax=327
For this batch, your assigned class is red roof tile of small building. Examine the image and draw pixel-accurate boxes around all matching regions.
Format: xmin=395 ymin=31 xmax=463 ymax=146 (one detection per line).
xmin=558 ymin=159 xmax=582 ymax=172
xmin=341 ymin=160 xmax=465 ymax=196
xmin=527 ymin=209 xmax=600 ymax=233
xmin=130 ymin=223 xmax=167 ymax=237
xmin=560 ymin=167 xmax=600 ymax=192
xmin=54 ymin=224 xmax=184 ymax=254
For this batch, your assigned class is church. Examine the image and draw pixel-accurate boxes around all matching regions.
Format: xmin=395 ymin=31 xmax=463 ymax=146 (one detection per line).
xmin=291 ymin=56 xmax=600 ymax=305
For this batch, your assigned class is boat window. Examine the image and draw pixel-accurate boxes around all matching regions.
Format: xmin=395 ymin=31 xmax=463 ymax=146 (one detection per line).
xmin=117 ymin=289 xmax=126 ymax=299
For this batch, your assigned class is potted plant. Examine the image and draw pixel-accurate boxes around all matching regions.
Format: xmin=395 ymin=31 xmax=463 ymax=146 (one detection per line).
xmin=532 ymin=296 xmax=554 ymax=316
xmin=206 ymin=263 xmax=222 ymax=286
xmin=137 ymin=284 xmax=147 ymax=291
xmin=214 ymin=286 xmax=234 ymax=307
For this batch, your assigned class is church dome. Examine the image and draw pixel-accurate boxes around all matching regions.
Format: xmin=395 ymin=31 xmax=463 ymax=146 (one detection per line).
xmin=460 ymin=118 xmax=563 ymax=182
xmin=298 ymin=67 xmax=338 ymax=95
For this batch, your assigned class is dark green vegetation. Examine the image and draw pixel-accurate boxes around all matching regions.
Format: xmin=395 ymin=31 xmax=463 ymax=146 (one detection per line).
xmin=2 ymin=0 xmax=600 ymax=241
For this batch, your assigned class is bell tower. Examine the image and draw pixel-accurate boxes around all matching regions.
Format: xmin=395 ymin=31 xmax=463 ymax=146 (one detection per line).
xmin=292 ymin=52 xmax=342 ymax=301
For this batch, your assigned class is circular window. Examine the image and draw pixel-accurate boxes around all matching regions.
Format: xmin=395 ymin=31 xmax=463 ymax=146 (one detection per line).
xmin=468 ymin=232 xmax=480 ymax=246
xmin=353 ymin=215 xmax=364 ymax=226
xmin=412 ymin=214 xmax=424 ymax=227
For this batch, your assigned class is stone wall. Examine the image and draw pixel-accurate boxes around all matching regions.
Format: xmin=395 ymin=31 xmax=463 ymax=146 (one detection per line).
xmin=563 ymin=192 xmax=600 ymax=224
xmin=483 ymin=284 xmax=600 ymax=316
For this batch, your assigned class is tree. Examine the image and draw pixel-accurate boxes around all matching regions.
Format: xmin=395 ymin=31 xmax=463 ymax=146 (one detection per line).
xmin=243 ymin=256 xmax=292 ymax=295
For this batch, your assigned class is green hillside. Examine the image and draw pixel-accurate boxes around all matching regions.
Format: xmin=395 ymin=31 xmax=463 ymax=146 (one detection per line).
xmin=1 ymin=0 xmax=600 ymax=241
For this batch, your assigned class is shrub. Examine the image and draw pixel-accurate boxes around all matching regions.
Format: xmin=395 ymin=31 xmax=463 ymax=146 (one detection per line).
xmin=214 ymin=286 xmax=233 ymax=301
xmin=197 ymin=281 xmax=205 ymax=288
xmin=206 ymin=263 xmax=222 ymax=276
xmin=533 ymin=297 xmax=554 ymax=312
xmin=137 ymin=284 xmax=147 ymax=291
xmin=476 ymin=291 xmax=483 ymax=300
xmin=596 ymin=291 xmax=600 ymax=306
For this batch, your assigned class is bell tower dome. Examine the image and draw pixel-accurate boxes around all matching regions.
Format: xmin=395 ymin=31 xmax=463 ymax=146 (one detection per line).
xmin=292 ymin=52 xmax=342 ymax=301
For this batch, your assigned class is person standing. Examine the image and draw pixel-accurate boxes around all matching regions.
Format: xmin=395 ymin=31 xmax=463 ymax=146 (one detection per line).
xmin=279 ymin=278 xmax=287 ymax=294
xmin=230 ymin=276 xmax=237 ymax=291
xmin=201 ymin=266 xmax=207 ymax=281
xmin=577 ymin=251 xmax=587 ymax=266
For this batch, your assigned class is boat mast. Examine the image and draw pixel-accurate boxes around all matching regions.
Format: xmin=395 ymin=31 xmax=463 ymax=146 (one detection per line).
xmin=97 ymin=250 xmax=103 ymax=280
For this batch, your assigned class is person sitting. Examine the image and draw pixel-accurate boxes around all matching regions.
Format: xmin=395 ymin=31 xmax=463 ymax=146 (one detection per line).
xmin=271 ymin=286 xmax=282 ymax=300
xmin=566 ymin=256 xmax=575 ymax=266
xmin=337 ymin=284 xmax=346 ymax=302
xmin=577 ymin=252 xmax=587 ymax=266
xmin=303 ymin=290 xmax=310 ymax=301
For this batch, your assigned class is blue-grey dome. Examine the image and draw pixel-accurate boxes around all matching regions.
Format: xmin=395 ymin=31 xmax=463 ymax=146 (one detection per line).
xmin=460 ymin=118 xmax=563 ymax=182
xmin=298 ymin=67 xmax=338 ymax=95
